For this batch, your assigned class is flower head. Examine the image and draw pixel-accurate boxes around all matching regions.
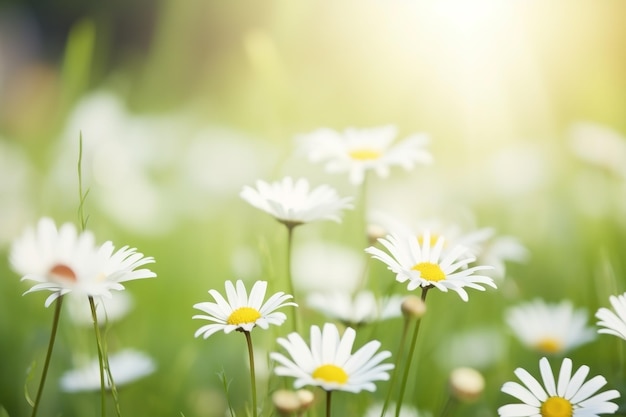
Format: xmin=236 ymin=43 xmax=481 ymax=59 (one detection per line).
xmin=193 ymin=280 xmax=296 ymax=338
xmin=60 ymin=349 xmax=156 ymax=392
xmin=296 ymin=125 xmax=432 ymax=185
xmin=498 ymin=357 xmax=620 ymax=417
xmin=506 ymin=299 xmax=596 ymax=355
xmin=10 ymin=217 xmax=156 ymax=307
xmin=270 ymin=323 xmax=393 ymax=393
xmin=240 ymin=177 xmax=353 ymax=227
xmin=306 ymin=290 xmax=403 ymax=326
xmin=596 ymin=292 xmax=626 ymax=340
xmin=365 ymin=230 xmax=496 ymax=301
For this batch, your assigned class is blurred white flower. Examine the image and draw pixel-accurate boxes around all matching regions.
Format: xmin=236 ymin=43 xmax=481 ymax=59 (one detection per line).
xmin=436 ymin=327 xmax=506 ymax=371
xmin=306 ymin=290 xmax=403 ymax=326
xmin=364 ymin=402 xmax=431 ymax=417
xmin=50 ymin=91 xmax=191 ymax=235
xmin=570 ymin=122 xmax=626 ymax=179
xmin=296 ymin=125 xmax=432 ymax=185
xmin=271 ymin=323 xmax=393 ymax=393
xmin=64 ymin=291 xmax=134 ymax=326
xmin=292 ymin=241 xmax=362 ymax=294
xmin=60 ymin=349 xmax=156 ymax=392
xmin=182 ymin=128 xmax=278 ymax=211
xmin=10 ymin=217 xmax=156 ymax=307
xmin=0 ymin=139 xmax=35 ymax=248
xmin=505 ymin=299 xmax=596 ymax=354
xmin=240 ymin=177 xmax=353 ymax=227
xmin=596 ymin=292 xmax=626 ymax=341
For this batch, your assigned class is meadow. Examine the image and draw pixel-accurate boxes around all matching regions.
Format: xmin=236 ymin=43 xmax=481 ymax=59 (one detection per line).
xmin=1 ymin=2 xmax=626 ymax=417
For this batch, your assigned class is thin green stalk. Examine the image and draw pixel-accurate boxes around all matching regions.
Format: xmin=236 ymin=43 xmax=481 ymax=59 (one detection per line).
xmin=379 ymin=315 xmax=411 ymax=417
xmin=395 ymin=287 xmax=429 ymax=417
xmin=244 ymin=331 xmax=258 ymax=417
xmin=89 ymin=297 xmax=121 ymax=417
xmin=89 ymin=296 xmax=107 ymax=417
xmin=325 ymin=390 xmax=332 ymax=417
xmin=284 ymin=222 xmax=299 ymax=333
xmin=29 ymin=295 xmax=64 ymax=417
xmin=439 ymin=396 xmax=457 ymax=417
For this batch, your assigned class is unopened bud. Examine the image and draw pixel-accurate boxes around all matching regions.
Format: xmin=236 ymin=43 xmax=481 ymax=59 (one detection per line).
xmin=296 ymin=389 xmax=315 ymax=410
xmin=401 ymin=295 xmax=426 ymax=319
xmin=272 ymin=389 xmax=301 ymax=415
xmin=449 ymin=367 xmax=484 ymax=402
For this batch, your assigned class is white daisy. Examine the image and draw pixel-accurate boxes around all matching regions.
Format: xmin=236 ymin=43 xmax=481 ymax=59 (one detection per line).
xmin=498 ymin=357 xmax=620 ymax=417
xmin=596 ymin=292 xmax=626 ymax=340
xmin=270 ymin=322 xmax=393 ymax=393
xmin=9 ymin=217 xmax=156 ymax=307
xmin=505 ymin=299 xmax=596 ymax=354
xmin=296 ymin=125 xmax=432 ymax=185
xmin=193 ymin=280 xmax=297 ymax=338
xmin=60 ymin=349 xmax=156 ymax=392
xmin=240 ymin=177 xmax=353 ymax=227
xmin=306 ymin=290 xmax=403 ymax=326
xmin=365 ymin=230 xmax=496 ymax=301
xmin=364 ymin=402 xmax=431 ymax=417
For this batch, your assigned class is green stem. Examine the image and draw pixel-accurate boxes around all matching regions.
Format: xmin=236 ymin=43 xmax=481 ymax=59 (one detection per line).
xmin=285 ymin=223 xmax=299 ymax=333
xmin=89 ymin=296 xmax=107 ymax=417
xmin=439 ymin=396 xmax=457 ymax=417
xmin=395 ymin=287 xmax=429 ymax=417
xmin=326 ymin=390 xmax=332 ymax=417
xmin=89 ymin=297 xmax=121 ymax=417
xmin=30 ymin=294 xmax=64 ymax=417
xmin=379 ymin=315 xmax=411 ymax=417
xmin=244 ymin=331 xmax=258 ymax=417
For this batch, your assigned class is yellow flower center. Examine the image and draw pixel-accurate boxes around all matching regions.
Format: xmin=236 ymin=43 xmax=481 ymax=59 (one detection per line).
xmin=540 ymin=396 xmax=573 ymax=417
xmin=49 ymin=264 xmax=77 ymax=282
xmin=312 ymin=364 xmax=348 ymax=384
xmin=411 ymin=262 xmax=446 ymax=282
xmin=535 ymin=337 xmax=563 ymax=354
xmin=227 ymin=307 xmax=261 ymax=325
xmin=348 ymin=149 xmax=382 ymax=161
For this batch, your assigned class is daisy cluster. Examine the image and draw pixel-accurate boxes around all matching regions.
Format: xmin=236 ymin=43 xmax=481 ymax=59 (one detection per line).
xmin=10 ymin=123 xmax=626 ymax=417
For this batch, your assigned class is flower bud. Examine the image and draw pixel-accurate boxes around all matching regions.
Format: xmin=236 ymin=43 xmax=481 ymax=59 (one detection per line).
xmin=401 ymin=295 xmax=427 ymax=319
xmin=449 ymin=367 xmax=484 ymax=402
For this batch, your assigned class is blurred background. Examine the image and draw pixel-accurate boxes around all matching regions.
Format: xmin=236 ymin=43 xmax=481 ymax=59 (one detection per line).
xmin=1 ymin=1 xmax=626 ymax=416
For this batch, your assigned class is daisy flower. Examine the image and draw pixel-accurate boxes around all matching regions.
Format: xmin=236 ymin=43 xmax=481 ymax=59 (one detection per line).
xmin=240 ymin=177 xmax=353 ymax=227
xmin=9 ymin=217 xmax=156 ymax=307
xmin=498 ymin=357 xmax=620 ymax=417
xmin=296 ymin=125 xmax=432 ymax=185
xmin=193 ymin=280 xmax=296 ymax=338
xmin=364 ymin=402 xmax=431 ymax=417
xmin=505 ymin=299 xmax=596 ymax=354
xmin=270 ymin=322 xmax=393 ymax=393
xmin=365 ymin=230 xmax=496 ymax=301
xmin=596 ymin=292 xmax=626 ymax=340
xmin=306 ymin=290 xmax=403 ymax=326
xmin=60 ymin=349 xmax=156 ymax=392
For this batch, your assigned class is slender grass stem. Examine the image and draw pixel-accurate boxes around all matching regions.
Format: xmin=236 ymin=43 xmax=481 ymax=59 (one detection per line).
xmin=284 ymin=223 xmax=299 ymax=333
xmin=89 ymin=296 xmax=107 ymax=417
xmin=379 ymin=315 xmax=411 ymax=417
xmin=29 ymin=294 xmax=64 ymax=417
xmin=395 ymin=287 xmax=430 ymax=417
xmin=244 ymin=331 xmax=258 ymax=417
xmin=89 ymin=296 xmax=121 ymax=417
xmin=439 ymin=396 xmax=457 ymax=417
